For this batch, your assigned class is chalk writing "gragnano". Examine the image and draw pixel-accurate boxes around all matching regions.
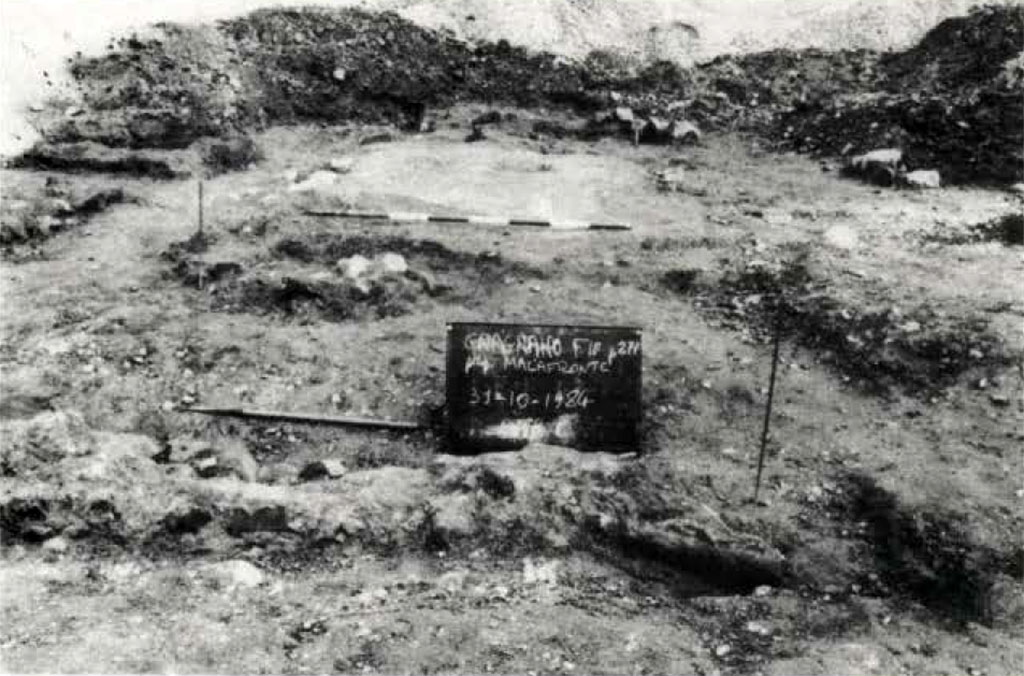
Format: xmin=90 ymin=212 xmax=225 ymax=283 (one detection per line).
xmin=463 ymin=332 xmax=640 ymax=375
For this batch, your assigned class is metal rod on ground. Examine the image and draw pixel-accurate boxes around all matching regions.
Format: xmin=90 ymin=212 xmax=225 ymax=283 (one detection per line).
xmin=182 ymin=406 xmax=423 ymax=431
xmin=754 ymin=303 xmax=783 ymax=503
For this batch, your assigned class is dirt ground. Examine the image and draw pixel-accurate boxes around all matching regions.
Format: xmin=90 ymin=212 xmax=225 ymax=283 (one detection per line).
xmin=1 ymin=105 xmax=1023 ymax=675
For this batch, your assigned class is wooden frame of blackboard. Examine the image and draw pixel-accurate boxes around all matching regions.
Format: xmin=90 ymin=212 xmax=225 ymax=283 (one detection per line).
xmin=446 ymin=321 xmax=643 ymax=454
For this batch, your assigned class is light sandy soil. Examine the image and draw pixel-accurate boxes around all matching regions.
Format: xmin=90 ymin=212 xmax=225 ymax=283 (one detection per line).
xmin=1 ymin=107 xmax=1022 ymax=675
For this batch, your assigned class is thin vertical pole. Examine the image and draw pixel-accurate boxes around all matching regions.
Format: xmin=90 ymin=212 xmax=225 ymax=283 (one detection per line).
xmin=197 ymin=179 xmax=204 ymax=237
xmin=754 ymin=305 xmax=783 ymax=502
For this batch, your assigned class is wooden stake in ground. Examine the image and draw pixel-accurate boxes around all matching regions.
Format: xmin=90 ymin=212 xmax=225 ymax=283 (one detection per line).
xmin=754 ymin=304 xmax=783 ymax=503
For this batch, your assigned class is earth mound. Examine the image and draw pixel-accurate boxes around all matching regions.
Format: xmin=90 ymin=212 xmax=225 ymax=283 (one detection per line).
xmin=21 ymin=4 xmax=1024 ymax=185
xmin=776 ymin=4 xmax=1024 ymax=184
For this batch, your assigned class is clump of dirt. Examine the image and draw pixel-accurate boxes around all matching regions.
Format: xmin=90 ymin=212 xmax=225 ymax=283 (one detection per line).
xmin=199 ymin=134 xmax=264 ymax=176
xmin=675 ymin=256 xmax=1015 ymax=395
xmin=841 ymin=472 xmax=1021 ymax=626
xmin=924 ymin=212 xmax=1024 ymax=246
xmin=230 ymin=273 xmax=422 ymax=322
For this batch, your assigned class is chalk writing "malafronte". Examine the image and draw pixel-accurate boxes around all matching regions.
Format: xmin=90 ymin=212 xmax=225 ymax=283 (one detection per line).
xmin=463 ymin=332 xmax=640 ymax=375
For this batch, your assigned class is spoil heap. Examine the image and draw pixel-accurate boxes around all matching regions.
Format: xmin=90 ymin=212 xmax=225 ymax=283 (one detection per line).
xmin=776 ymin=4 xmax=1024 ymax=184
xmin=50 ymin=8 xmax=598 ymax=149
xmin=29 ymin=4 xmax=1024 ymax=184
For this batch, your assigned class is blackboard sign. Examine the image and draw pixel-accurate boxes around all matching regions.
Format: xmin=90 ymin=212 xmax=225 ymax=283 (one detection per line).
xmin=447 ymin=322 xmax=642 ymax=453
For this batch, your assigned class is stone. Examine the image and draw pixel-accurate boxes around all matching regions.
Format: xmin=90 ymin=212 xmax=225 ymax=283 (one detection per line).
xmin=523 ymin=558 xmax=559 ymax=586
xmin=359 ymin=133 xmax=394 ymax=146
xmin=41 ymin=536 xmax=69 ymax=554
xmin=379 ymin=252 xmax=408 ymax=274
xmin=332 ymin=67 xmax=347 ymax=82
xmin=28 ymin=103 xmax=45 ymax=113
xmin=612 ymin=107 xmax=634 ymax=124
xmin=326 ymin=157 xmax=354 ymax=173
xmin=745 ymin=620 xmax=771 ymax=636
xmin=288 ymin=170 xmax=338 ymax=193
xmin=846 ymin=148 xmax=903 ymax=186
xmin=822 ymin=224 xmax=859 ymax=250
xmin=902 ymin=169 xmax=941 ymax=189
xmin=202 ymin=560 xmax=265 ymax=589
xmin=298 ymin=458 xmax=347 ymax=481
xmin=438 ymin=570 xmax=468 ymax=592
xmin=671 ymin=119 xmax=701 ymax=144
xmin=64 ymin=106 xmax=84 ymax=118
xmin=338 ymin=254 xmax=372 ymax=280
xmin=989 ymin=393 xmax=1012 ymax=407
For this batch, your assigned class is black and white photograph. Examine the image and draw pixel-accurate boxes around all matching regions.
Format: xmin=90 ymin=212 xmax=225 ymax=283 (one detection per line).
xmin=1 ymin=1 xmax=1022 ymax=674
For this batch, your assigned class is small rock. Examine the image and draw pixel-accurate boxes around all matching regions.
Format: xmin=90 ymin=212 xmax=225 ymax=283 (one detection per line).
xmin=902 ymin=169 xmax=941 ymax=189
xmin=338 ymin=254 xmax=372 ymax=280
xmin=989 ymin=393 xmax=1011 ymax=407
xmin=298 ymin=458 xmax=347 ymax=481
xmin=745 ymin=621 xmax=771 ymax=636
xmin=823 ymin=224 xmax=859 ymax=250
xmin=64 ymin=105 xmax=84 ymax=118
xmin=360 ymin=133 xmax=393 ymax=146
xmin=613 ymin=106 xmax=634 ymax=124
xmin=41 ymin=536 xmax=69 ymax=554
xmin=846 ymin=148 xmax=903 ymax=186
xmin=326 ymin=157 xmax=354 ymax=173
xmin=203 ymin=560 xmax=265 ymax=589
xmin=715 ymin=644 xmax=731 ymax=658
xmin=379 ymin=252 xmax=408 ymax=274
xmin=28 ymin=103 xmax=45 ymax=113
xmin=465 ymin=126 xmax=486 ymax=143
xmin=332 ymin=67 xmax=347 ymax=82
xmin=438 ymin=570 xmax=467 ymax=592
xmin=288 ymin=170 xmax=338 ymax=193
xmin=670 ymin=119 xmax=701 ymax=145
